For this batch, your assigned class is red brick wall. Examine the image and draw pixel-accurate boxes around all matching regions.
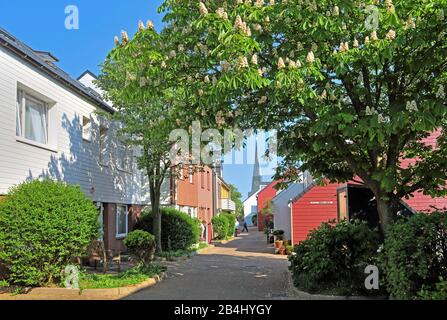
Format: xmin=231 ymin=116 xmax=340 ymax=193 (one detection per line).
xmin=103 ymin=203 xmax=144 ymax=253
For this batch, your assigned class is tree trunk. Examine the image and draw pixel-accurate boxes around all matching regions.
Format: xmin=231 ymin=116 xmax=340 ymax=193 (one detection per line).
xmin=150 ymin=184 xmax=163 ymax=253
xmin=375 ymin=194 xmax=395 ymax=235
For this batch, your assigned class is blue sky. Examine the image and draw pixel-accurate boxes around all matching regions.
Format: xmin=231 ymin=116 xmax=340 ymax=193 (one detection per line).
xmin=0 ymin=0 xmax=273 ymax=199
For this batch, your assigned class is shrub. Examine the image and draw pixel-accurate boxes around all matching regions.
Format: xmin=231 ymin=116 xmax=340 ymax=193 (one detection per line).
xmin=289 ymin=220 xmax=380 ymax=295
xmin=0 ymin=179 xmax=98 ymax=286
xmin=222 ymin=213 xmax=236 ymax=238
xmin=273 ymin=230 xmax=285 ymax=240
xmin=212 ymin=215 xmax=229 ymax=240
xmin=380 ymin=212 xmax=447 ymax=300
xmin=134 ymin=208 xmax=200 ymax=251
xmin=124 ymin=230 xmax=156 ymax=264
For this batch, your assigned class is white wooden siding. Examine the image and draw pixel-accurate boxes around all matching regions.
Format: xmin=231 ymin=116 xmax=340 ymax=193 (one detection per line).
xmin=0 ymin=46 xmax=153 ymax=205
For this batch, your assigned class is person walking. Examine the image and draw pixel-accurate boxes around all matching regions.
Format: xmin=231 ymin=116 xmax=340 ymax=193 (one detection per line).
xmin=242 ymin=221 xmax=249 ymax=233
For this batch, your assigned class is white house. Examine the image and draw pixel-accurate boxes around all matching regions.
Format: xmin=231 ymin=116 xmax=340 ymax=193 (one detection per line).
xmin=0 ymin=27 xmax=159 ymax=252
xmin=271 ymin=183 xmax=305 ymax=241
xmin=243 ymin=185 xmax=267 ymax=227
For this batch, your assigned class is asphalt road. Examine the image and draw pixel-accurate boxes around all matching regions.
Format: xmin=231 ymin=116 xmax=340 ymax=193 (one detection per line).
xmin=124 ymin=228 xmax=291 ymax=300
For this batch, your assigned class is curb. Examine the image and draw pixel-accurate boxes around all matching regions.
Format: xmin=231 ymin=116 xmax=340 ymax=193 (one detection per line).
xmin=26 ymin=272 xmax=166 ymax=298
xmin=285 ymin=272 xmax=387 ymax=300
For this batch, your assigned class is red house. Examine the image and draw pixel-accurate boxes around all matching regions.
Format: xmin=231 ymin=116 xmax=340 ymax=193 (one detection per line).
xmin=290 ymin=182 xmax=342 ymax=244
xmin=257 ymin=180 xmax=280 ymax=231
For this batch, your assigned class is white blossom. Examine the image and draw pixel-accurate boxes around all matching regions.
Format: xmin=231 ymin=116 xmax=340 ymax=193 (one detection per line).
xmin=405 ymin=16 xmax=416 ymax=30
xmin=199 ymin=2 xmax=209 ymax=15
xmin=236 ymin=56 xmax=249 ymax=69
xmin=138 ymin=20 xmax=145 ymax=32
xmin=365 ymin=106 xmax=376 ymax=116
xmin=212 ymin=76 xmax=218 ymax=85
xmin=333 ymin=6 xmax=340 ymax=17
xmin=178 ymin=44 xmax=185 ymax=52
xmin=251 ymin=54 xmax=258 ymax=65
xmin=386 ymin=30 xmax=396 ymax=40
xmin=364 ymin=36 xmax=370 ymax=44
xmin=114 ymin=35 xmax=120 ymax=46
xmin=204 ymin=75 xmax=210 ymax=83
xmin=237 ymin=0 xmax=243 ymax=4
xmin=269 ymin=0 xmax=275 ymax=5
xmin=406 ymin=100 xmax=418 ymax=112
xmin=169 ymin=50 xmax=177 ymax=58
xmin=377 ymin=114 xmax=386 ymax=123
xmin=321 ymin=90 xmax=327 ymax=100
xmin=216 ymin=8 xmax=228 ymax=20
xmin=121 ymin=30 xmax=129 ymax=44
xmin=353 ymin=39 xmax=359 ymax=48
xmin=254 ymin=0 xmax=264 ymax=8
xmin=371 ymin=30 xmax=379 ymax=42
xmin=278 ymin=57 xmax=286 ymax=70
xmin=198 ymin=89 xmax=204 ymax=97
xmin=436 ymin=85 xmax=445 ymax=99
xmin=139 ymin=77 xmax=147 ymax=87
xmin=306 ymin=51 xmax=315 ymax=64
xmin=340 ymin=42 xmax=349 ymax=52
xmin=161 ymin=61 xmax=167 ymax=69
xmin=146 ymin=20 xmax=154 ymax=29
xmin=253 ymin=23 xmax=263 ymax=32
xmin=289 ymin=60 xmax=297 ymax=69
xmin=258 ymin=96 xmax=268 ymax=105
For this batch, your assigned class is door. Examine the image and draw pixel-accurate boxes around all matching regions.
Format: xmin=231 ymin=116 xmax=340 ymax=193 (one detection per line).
xmin=337 ymin=190 xmax=348 ymax=222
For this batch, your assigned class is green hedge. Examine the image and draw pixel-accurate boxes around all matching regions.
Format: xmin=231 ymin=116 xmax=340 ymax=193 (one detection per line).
xmin=380 ymin=212 xmax=447 ymax=300
xmin=212 ymin=215 xmax=229 ymax=240
xmin=124 ymin=230 xmax=156 ymax=265
xmin=289 ymin=220 xmax=380 ymax=295
xmin=221 ymin=213 xmax=237 ymax=238
xmin=134 ymin=208 xmax=200 ymax=251
xmin=0 ymin=179 xmax=99 ymax=286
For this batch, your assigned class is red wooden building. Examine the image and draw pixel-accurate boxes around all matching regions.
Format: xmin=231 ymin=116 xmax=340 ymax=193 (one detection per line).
xmin=257 ymin=180 xmax=280 ymax=231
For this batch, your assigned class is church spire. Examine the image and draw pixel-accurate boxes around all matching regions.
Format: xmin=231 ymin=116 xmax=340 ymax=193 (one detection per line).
xmin=249 ymin=142 xmax=262 ymax=197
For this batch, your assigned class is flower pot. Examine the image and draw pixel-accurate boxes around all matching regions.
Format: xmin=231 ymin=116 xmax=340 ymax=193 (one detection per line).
xmin=275 ymin=240 xmax=284 ymax=249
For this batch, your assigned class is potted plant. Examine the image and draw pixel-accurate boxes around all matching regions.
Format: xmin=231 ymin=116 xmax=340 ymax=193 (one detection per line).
xmin=273 ymin=230 xmax=285 ymax=250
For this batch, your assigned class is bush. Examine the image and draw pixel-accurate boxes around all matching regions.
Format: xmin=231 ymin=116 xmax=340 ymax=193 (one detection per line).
xmin=212 ymin=215 xmax=229 ymax=240
xmin=134 ymin=208 xmax=200 ymax=251
xmin=380 ymin=212 xmax=447 ymax=300
xmin=0 ymin=179 xmax=98 ymax=286
xmin=222 ymin=213 xmax=237 ymax=238
xmin=273 ymin=230 xmax=285 ymax=240
xmin=124 ymin=230 xmax=156 ymax=264
xmin=289 ymin=220 xmax=380 ymax=295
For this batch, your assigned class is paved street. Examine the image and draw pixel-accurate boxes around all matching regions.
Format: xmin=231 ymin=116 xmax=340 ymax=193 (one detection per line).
xmin=124 ymin=228 xmax=291 ymax=300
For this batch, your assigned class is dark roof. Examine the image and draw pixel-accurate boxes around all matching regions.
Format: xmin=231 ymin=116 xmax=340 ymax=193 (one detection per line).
xmin=0 ymin=27 xmax=114 ymax=114
xmin=77 ymin=69 xmax=98 ymax=81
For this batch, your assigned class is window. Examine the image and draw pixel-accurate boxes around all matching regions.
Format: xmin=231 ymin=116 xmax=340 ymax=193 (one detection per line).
xmin=117 ymin=143 xmax=132 ymax=172
xmin=116 ymin=205 xmax=128 ymax=238
xmin=189 ymin=165 xmax=193 ymax=184
xmin=82 ymin=116 xmax=92 ymax=142
xmin=16 ymin=89 xmax=48 ymax=145
xmin=99 ymin=126 xmax=109 ymax=165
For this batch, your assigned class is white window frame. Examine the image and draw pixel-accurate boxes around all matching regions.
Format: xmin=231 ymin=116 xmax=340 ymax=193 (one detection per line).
xmin=16 ymin=89 xmax=53 ymax=149
xmin=116 ymin=204 xmax=129 ymax=238
xmin=189 ymin=165 xmax=193 ymax=184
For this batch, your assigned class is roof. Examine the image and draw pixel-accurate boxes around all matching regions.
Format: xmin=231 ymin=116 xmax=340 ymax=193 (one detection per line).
xmin=217 ymin=175 xmax=231 ymax=191
xmin=272 ymin=183 xmax=305 ymax=204
xmin=0 ymin=27 xmax=114 ymax=114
